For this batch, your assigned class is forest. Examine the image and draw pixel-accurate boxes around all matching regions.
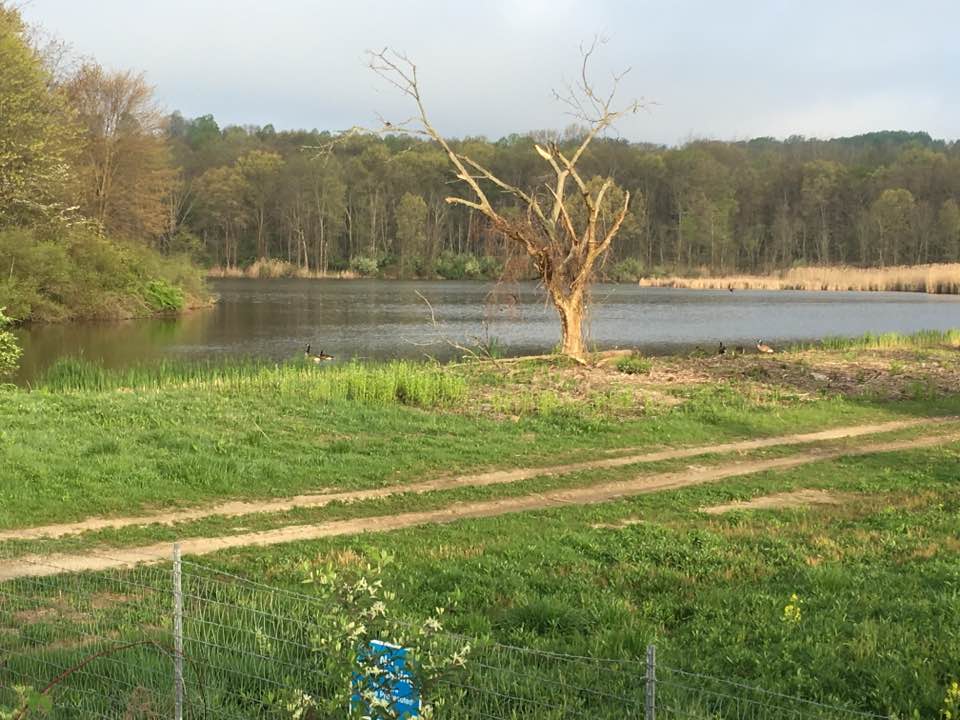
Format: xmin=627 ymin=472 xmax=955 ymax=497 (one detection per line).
xmin=173 ymin=123 xmax=960 ymax=281
xmin=4 ymin=1 xmax=960 ymax=321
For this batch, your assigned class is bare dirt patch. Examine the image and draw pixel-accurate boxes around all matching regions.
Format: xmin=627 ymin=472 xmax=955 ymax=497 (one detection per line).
xmin=1 ymin=417 xmax=951 ymax=543
xmin=90 ymin=591 xmax=139 ymax=609
xmin=701 ymin=489 xmax=850 ymax=515
xmin=666 ymin=349 xmax=960 ymax=401
xmin=591 ymin=518 xmax=645 ymax=529
xmin=3 ymin=429 xmax=958 ymax=581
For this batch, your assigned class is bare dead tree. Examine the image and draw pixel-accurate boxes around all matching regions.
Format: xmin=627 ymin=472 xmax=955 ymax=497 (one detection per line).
xmin=365 ymin=39 xmax=643 ymax=358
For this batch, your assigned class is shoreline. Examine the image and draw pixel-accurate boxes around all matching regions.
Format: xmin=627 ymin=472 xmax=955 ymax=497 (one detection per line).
xmin=12 ymin=296 xmax=217 ymax=326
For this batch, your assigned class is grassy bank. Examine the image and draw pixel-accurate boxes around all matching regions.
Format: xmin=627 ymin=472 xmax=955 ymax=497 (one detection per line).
xmin=639 ymin=262 xmax=960 ymax=294
xmin=3 ymin=342 xmax=960 ymax=715
xmin=792 ymin=327 xmax=960 ymax=351
xmin=5 ymin=338 xmax=960 ymax=527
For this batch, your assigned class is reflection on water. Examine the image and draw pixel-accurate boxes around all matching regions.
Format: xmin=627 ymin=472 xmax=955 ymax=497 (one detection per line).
xmin=14 ymin=278 xmax=960 ymax=383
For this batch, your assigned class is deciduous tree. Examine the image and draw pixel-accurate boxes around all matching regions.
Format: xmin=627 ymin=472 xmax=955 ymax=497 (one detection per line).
xmin=63 ymin=62 xmax=174 ymax=241
xmin=236 ymin=150 xmax=283 ymax=259
xmin=0 ymin=5 xmax=75 ymax=226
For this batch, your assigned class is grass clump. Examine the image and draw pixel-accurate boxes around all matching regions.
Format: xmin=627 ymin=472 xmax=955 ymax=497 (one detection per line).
xmin=37 ymin=357 xmax=467 ymax=408
xmin=794 ymin=328 xmax=960 ymax=352
xmin=616 ymin=353 xmax=652 ymax=375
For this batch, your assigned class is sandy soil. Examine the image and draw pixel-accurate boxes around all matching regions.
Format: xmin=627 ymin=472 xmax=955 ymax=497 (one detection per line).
xmin=701 ymin=489 xmax=849 ymax=515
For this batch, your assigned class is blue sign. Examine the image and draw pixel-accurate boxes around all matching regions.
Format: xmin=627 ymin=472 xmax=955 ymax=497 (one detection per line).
xmin=352 ymin=640 xmax=421 ymax=719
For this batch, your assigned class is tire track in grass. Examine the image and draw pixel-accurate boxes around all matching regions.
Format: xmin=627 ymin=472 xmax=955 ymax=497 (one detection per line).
xmin=2 ymin=429 xmax=958 ymax=580
xmin=1 ymin=416 xmax=954 ymax=543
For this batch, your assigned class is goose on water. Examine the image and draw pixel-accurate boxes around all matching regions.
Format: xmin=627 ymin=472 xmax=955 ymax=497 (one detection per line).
xmin=305 ymin=344 xmax=334 ymax=363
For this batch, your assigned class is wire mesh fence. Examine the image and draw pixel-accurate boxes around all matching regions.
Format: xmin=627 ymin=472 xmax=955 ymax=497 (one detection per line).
xmin=0 ymin=545 xmax=891 ymax=719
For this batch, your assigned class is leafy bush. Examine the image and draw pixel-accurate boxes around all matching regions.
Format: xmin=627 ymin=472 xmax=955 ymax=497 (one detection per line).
xmin=350 ymin=255 xmax=379 ymax=277
xmin=300 ymin=553 xmax=469 ymax=719
xmin=142 ymin=279 xmax=184 ymax=311
xmin=478 ymin=255 xmax=503 ymax=279
xmin=609 ymin=257 xmax=645 ymax=283
xmin=463 ymin=257 xmax=482 ymax=279
xmin=615 ymin=353 xmax=652 ymax=375
xmin=435 ymin=252 xmax=502 ymax=280
xmin=0 ymin=307 xmax=21 ymax=379
xmin=434 ymin=251 xmax=469 ymax=280
xmin=0 ymin=225 xmax=207 ymax=321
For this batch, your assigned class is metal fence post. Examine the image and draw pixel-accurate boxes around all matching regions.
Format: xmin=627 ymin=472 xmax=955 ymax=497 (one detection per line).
xmin=645 ymin=643 xmax=656 ymax=720
xmin=173 ymin=543 xmax=184 ymax=720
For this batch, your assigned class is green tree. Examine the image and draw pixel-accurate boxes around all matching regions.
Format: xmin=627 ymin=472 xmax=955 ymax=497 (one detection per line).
xmin=64 ymin=62 xmax=175 ymax=242
xmin=395 ymin=192 xmax=428 ymax=277
xmin=937 ymin=199 xmax=960 ymax=263
xmin=236 ymin=150 xmax=283 ymax=259
xmin=0 ymin=4 xmax=75 ymax=226
xmin=801 ymin=160 xmax=842 ymax=264
xmin=870 ymin=188 xmax=916 ymax=266
xmin=195 ymin=165 xmax=250 ymax=268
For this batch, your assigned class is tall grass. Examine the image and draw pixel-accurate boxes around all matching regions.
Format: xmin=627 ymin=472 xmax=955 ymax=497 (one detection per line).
xmin=639 ymin=263 xmax=960 ymax=294
xmin=37 ymin=357 xmax=466 ymax=407
xmin=208 ymin=260 xmax=358 ymax=280
xmin=791 ymin=328 xmax=960 ymax=351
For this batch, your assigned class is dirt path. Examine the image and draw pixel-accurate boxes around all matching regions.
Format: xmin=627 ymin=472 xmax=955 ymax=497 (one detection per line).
xmin=2 ymin=429 xmax=957 ymax=580
xmin=1 ymin=416 xmax=953 ymax=543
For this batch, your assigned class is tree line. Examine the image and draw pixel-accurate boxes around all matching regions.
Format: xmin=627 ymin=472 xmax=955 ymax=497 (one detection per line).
xmin=163 ymin=121 xmax=960 ymax=279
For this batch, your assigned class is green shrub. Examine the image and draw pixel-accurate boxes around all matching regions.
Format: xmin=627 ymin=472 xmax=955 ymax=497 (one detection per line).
xmin=464 ymin=256 xmax=482 ymax=279
xmin=609 ymin=257 xmax=645 ymax=283
xmin=434 ymin=251 xmax=469 ymax=279
xmin=142 ymin=279 xmax=184 ymax=311
xmin=0 ymin=307 xmax=21 ymax=379
xmin=478 ymin=255 xmax=503 ymax=279
xmin=435 ymin=252 xmax=501 ymax=280
xmin=349 ymin=255 xmax=379 ymax=277
xmin=615 ymin=353 xmax=652 ymax=375
xmin=0 ymin=225 xmax=207 ymax=321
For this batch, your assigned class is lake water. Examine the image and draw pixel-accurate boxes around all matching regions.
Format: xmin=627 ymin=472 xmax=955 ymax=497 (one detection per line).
xmin=13 ymin=278 xmax=960 ymax=383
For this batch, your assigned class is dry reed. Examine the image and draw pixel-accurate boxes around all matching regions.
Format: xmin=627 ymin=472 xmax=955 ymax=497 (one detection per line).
xmin=639 ymin=264 xmax=960 ymax=294
xmin=207 ymin=259 xmax=358 ymax=280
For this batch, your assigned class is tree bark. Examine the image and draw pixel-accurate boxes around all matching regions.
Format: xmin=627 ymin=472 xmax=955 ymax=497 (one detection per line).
xmin=556 ymin=298 xmax=586 ymax=357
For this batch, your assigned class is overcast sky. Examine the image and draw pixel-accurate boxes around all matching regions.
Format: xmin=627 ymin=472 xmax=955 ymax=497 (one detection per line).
xmin=18 ymin=0 xmax=960 ymax=145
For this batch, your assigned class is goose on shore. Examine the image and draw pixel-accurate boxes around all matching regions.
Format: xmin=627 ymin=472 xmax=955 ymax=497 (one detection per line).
xmin=305 ymin=344 xmax=334 ymax=363
xmin=756 ymin=339 xmax=775 ymax=354
xmin=718 ymin=341 xmax=726 ymax=355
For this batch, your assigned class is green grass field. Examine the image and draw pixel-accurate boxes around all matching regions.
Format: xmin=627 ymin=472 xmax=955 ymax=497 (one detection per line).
xmin=2 ymin=342 xmax=960 ymax=717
